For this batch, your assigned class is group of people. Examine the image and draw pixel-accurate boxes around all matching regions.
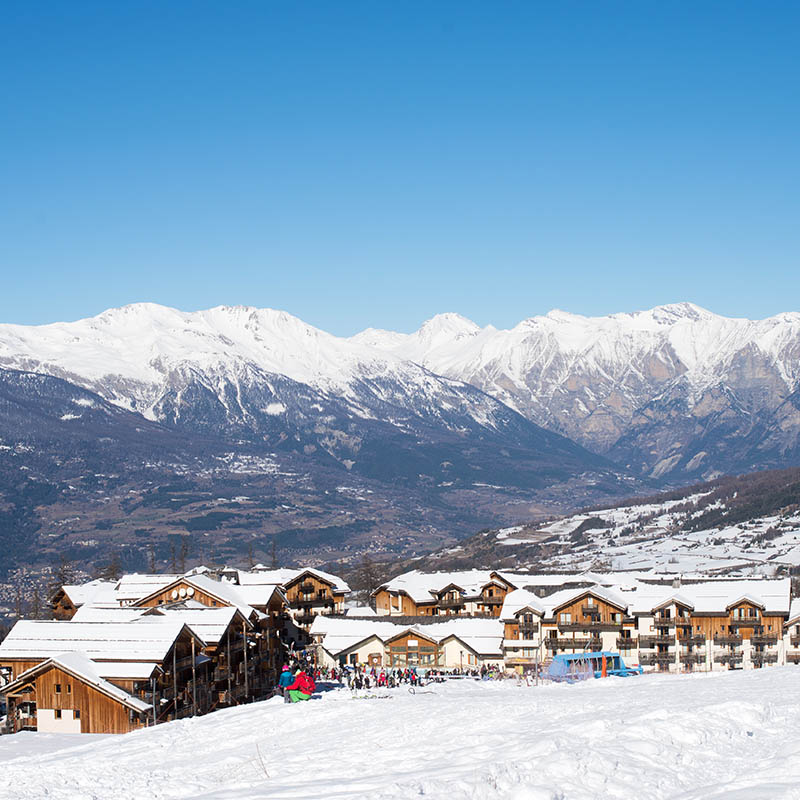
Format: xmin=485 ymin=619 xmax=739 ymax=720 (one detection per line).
xmin=276 ymin=663 xmax=316 ymax=703
xmin=275 ymin=659 xmax=515 ymax=703
xmin=342 ymin=665 xmax=423 ymax=690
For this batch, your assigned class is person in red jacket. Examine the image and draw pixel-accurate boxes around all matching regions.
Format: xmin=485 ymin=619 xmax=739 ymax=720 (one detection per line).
xmin=285 ymin=668 xmax=316 ymax=703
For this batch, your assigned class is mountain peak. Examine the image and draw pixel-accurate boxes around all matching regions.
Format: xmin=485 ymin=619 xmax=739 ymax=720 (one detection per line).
xmin=416 ymin=313 xmax=480 ymax=338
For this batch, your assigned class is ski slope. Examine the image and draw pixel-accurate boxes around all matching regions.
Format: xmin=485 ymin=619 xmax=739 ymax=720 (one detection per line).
xmin=2 ymin=667 xmax=799 ymax=799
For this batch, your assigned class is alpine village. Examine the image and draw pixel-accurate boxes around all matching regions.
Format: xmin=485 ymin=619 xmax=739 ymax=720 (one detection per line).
xmin=2 ymin=563 xmax=799 ymax=735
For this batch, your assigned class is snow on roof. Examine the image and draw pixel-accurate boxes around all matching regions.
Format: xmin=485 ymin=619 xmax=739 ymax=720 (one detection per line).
xmin=236 ymin=568 xmax=298 ymax=586
xmin=499 ymin=590 xmax=545 ymax=619
xmin=310 ymin=616 xmax=503 ymax=657
xmin=0 ymin=620 xmax=197 ymax=662
xmin=60 ymin=579 xmax=118 ymax=607
xmin=345 ymin=606 xmax=376 ymax=617
xmin=499 ymin=575 xmax=791 ymax=617
xmin=178 ymin=573 xmax=261 ymax=619
xmin=114 ymin=574 xmax=181 ymax=602
xmin=624 ymin=578 xmax=791 ymax=615
xmin=92 ymin=661 xmax=161 ymax=681
xmin=235 ymin=567 xmax=350 ymax=593
xmin=377 ymin=570 xmax=511 ymax=604
xmin=71 ymin=606 xmax=151 ymax=623
xmin=152 ymin=606 xmax=246 ymax=645
xmin=234 ymin=583 xmax=285 ymax=608
xmin=789 ymin=598 xmax=800 ymax=623
xmin=2 ymin=652 xmax=151 ymax=713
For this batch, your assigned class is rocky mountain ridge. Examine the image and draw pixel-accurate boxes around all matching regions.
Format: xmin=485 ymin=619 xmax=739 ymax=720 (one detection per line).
xmin=354 ymin=302 xmax=800 ymax=480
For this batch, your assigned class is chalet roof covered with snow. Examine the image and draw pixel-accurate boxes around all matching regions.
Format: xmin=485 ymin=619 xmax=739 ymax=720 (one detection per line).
xmin=71 ymin=606 xmax=151 ymax=623
xmin=237 ymin=567 xmax=350 ymax=593
xmin=149 ymin=605 xmax=249 ymax=645
xmin=499 ymin=589 xmax=546 ymax=619
xmin=0 ymin=620 xmax=201 ymax=662
xmin=1 ymin=652 xmax=151 ymax=713
xmin=310 ymin=616 xmax=503 ymax=657
xmin=114 ymin=574 xmax=182 ymax=603
xmin=621 ymin=577 xmax=792 ymax=615
xmin=59 ymin=579 xmax=118 ymax=607
xmin=134 ymin=573 xmax=262 ymax=620
xmin=375 ymin=570 xmax=515 ymax=603
xmin=233 ymin=583 xmax=286 ymax=608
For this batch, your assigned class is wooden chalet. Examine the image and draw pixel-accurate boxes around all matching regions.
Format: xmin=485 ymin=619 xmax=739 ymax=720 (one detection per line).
xmin=283 ymin=569 xmax=349 ymax=629
xmin=1 ymin=652 xmax=151 ymax=734
xmin=372 ymin=570 xmax=518 ymax=617
xmin=50 ymin=579 xmax=117 ymax=620
xmin=132 ymin=574 xmax=286 ymax=698
xmin=0 ymin=620 xmax=208 ymax=732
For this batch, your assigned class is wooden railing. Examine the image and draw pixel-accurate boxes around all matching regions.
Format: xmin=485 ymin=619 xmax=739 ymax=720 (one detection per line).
xmin=438 ymin=597 xmax=465 ymax=608
xmin=544 ymin=638 xmax=600 ymax=650
xmin=713 ymin=635 xmax=743 ymax=646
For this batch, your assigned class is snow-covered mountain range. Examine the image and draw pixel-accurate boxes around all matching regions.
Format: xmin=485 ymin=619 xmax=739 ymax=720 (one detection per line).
xmin=356 ymin=302 xmax=800 ymax=480
xmin=2 ymin=301 xmax=799 ymax=482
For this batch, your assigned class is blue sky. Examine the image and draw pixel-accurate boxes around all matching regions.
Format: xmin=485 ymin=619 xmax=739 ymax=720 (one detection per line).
xmin=1 ymin=2 xmax=798 ymax=334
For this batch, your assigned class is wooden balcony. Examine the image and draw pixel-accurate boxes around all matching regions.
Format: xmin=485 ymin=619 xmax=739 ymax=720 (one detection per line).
xmin=787 ymin=653 xmax=800 ymax=663
xmin=482 ymin=595 xmax=503 ymax=605
xmin=729 ymin=617 xmax=762 ymax=628
xmin=559 ymin=621 xmax=623 ymax=632
xmin=750 ymin=635 xmax=778 ymax=646
xmin=581 ymin=605 xmax=601 ymax=616
xmin=616 ymin=637 xmax=636 ymax=650
xmin=653 ymin=617 xmax=674 ymax=627
xmin=638 ymin=635 xmax=674 ymax=648
xmin=790 ymin=635 xmax=800 ymax=647
xmin=715 ymin=653 xmax=743 ymax=665
xmin=438 ymin=597 xmax=465 ymax=608
xmin=751 ymin=652 xmax=778 ymax=665
xmin=679 ymin=652 xmax=703 ymax=664
xmin=518 ymin=626 xmax=539 ymax=639
xmin=289 ymin=597 xmax=331 ymax=609
xmin=677 ymin=634 xmax=706 ymax=646
xmin=713 ymin=635 xmax=742 ymax=646
xmin=544 ymin=638 xmax=600 ymax=650
xmin=639 ymin=653 xmax=674 ymax=666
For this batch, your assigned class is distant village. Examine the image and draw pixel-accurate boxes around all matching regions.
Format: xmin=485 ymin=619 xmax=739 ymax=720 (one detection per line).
xmin=1 ymin=564 xmax=799 ymax=735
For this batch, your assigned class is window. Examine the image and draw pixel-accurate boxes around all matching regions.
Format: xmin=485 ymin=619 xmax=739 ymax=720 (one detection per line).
xmin=74 ymin=709 xmax=81 ymax=719
xmin=55 ymin=684 xmax=62 ymax=694
xmin=55 ymin=710 xmax=62 ymax=719
xmin=586 ymin=597 xmax=594 ymax=606
xmin=67 ymin=684 xmax=72 ymax=694
xmin=559 ymin=612 xmax=572 ymax=624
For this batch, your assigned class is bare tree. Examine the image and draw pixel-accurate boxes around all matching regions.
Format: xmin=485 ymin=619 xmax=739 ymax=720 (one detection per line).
xmin=179 ymin=536 xmax=190 ymax=573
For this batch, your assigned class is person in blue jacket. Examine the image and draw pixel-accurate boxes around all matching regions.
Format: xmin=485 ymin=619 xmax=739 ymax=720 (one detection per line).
xmin=277 ymin=664 xmax=293 ymax=696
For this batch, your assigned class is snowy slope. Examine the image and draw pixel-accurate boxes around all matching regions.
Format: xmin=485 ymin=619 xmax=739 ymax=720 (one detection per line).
xmin=2 ymin=669 xmax=800 ymax=799
xmin=479 ymin=493 xmax=800 ymax=575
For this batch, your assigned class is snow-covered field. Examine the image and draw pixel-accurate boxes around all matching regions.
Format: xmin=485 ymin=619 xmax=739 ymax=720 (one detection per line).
xmin=495 ymin=495 xmax=800 ymax=575
xmin=3 ymin=668 xmax=800 ymax=799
